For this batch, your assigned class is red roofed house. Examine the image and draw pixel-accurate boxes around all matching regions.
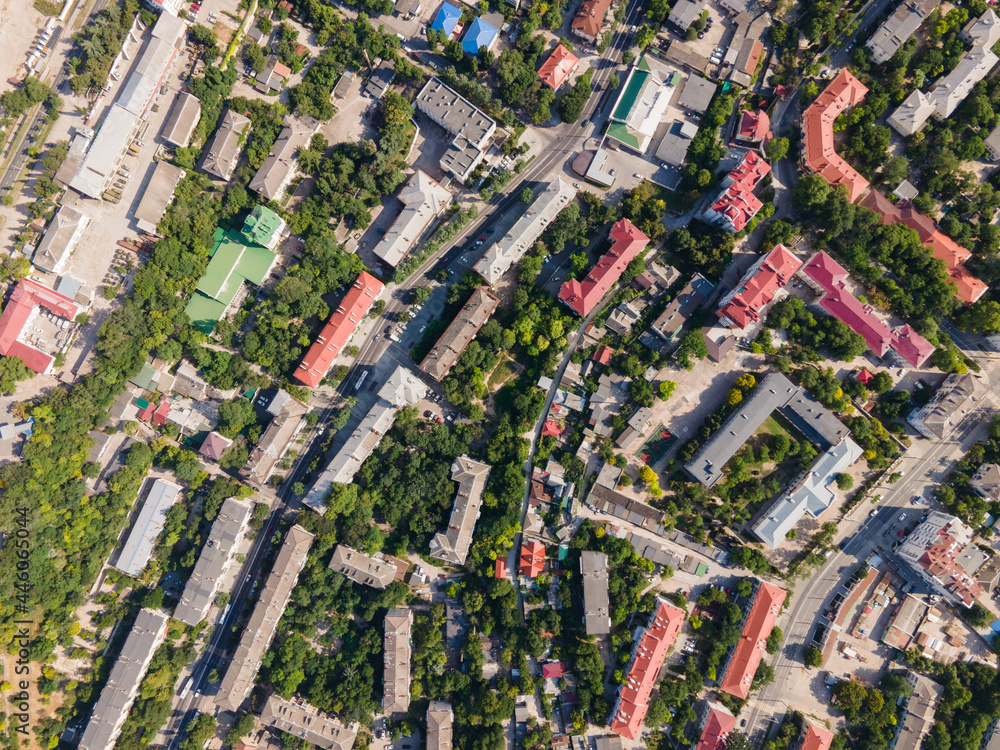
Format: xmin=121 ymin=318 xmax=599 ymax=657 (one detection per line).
xmin=152 ymin=401 xmax=171 ymax=427
xmin=860 ymin=191 xmax=987 ymax=304
xmin=593 ymin=345 xmax=614 ymax=365
xmin=571 ymin=0 xmax=613 ymax=42
xmin=801 ymin=723 xmax=834 ymax=750
xmin=539 ymin=44 xmax=580 ymax=89
xmin=801 ymin=69 xmax=870 ymax=203
xmin=0 ymin=278 xmax=81 ymax=374
xmin=542 ymin=420 xmax=563 ymax=437
xmin=495 ymin=557 xmax=507 ymax=579
xmin=694 ymin=704 xmax=737 ymax=750
xmin=559 ymin=219 xmax=649 ymax=316
xmin=703 ymin=151 xmax=771 ymax=233
xmin=294 ymin=271 xmax=384 ymax=387
xmin=541 ymin=662 xmax=566 ymax=679
xmin=718 ymin=581 xmax=786 ymax=700
xmin=736 ymin=110 xmax=770 ymax=144
xmin=898 ymin=511 xmax=986 ymax=608
xmin=519 ymin=540 xmax=546 ymax=578
xmin=609 ymin=599 xmax=685 ymax=739
xmin=717 ymin=244 xmax=801 ymax=328
xmin=200 ymin=431 xmax=233 ymax=461
xmin=799 ymin=251 xmax=935 ymax=369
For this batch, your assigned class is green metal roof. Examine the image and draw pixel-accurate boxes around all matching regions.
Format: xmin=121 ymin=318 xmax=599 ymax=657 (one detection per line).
xmin=606 ymin=122 xmax=641 ymax=150
xmin=197 ymin=233 xmax=246 ymax=302
xmin=184 ymin=292 xmax=229 ymax=334
xmin=235 ymin=243 xmax=277 ymax=287
xmin=242 ymin=206 xmax=283 ymax=247
xmin=612 ymin=65 xmax=650 ymax=122
xmin=131 ymin=362 xmax=158 ymax=391
xmin=695 ymin=562 xmax=709 ymax=576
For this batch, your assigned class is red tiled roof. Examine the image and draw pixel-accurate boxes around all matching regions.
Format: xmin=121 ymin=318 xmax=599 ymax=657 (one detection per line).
xmin=542 ymin=420 xmax=563 ymax=437
xmin=542 ymin=662 xmax=566 ymax=678
xmin=495 ymin=558 xmax=507 ymax=578
xmin=610 ymin=600 xmax=685 ymax=739
xmin=559 ymin=219 xmax=648 ymax=316
xmin=539 ymin=44 xmax=580 ymax=89
xmin=695 ymin=707 xmax=737 ymax=750
xmin=273 ymin=60 xmax=292 ymax=78
xmin=571 ymin=0 xmax=613 ymax=37
xmin=802 ymin=69 xmax=870 ymax=202
xmin=801 ymin=252 xmax=934 ymax=369
xmin=519 ymin=540 xmax=546 ymax=578
xmin=295 ymin=272 xmax=384 ymax=387
xmin=0 ymin=279 xmax=80 ymax=374
xmin=917 ymin=525 xmax=985 ymax=607
xmin=801 ymin=724 xmax=834 ymax=750
xmin=707 ymin=151 xmax=771 ymax=232
xmin=860 ymin=191 xmax=987 ymax=304
xmin=855 ymin=368 xmax=873 ymax=384
xmin=152 ymin=401 xmax=171 ymax=427
xmin=717 ymin=244 xmax=801 ymax=328
xmin=718 ymin=582 xmax=786 ymax=700
xmin=593 ymin=345 xmax=613 ymax=365
xmin=138 ymin=403 xmax=155 ymax=422
xmin=737 ymin=109 xmax=770 ymax=142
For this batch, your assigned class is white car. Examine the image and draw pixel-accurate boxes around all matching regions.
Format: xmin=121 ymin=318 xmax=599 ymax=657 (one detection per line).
xmin=633 ymin=173 xmax=643 ymax=178
xmin=898 ymin=513 xmax=907 ymax=522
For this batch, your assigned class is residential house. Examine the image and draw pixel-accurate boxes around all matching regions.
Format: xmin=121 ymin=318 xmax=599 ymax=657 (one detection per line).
xmin=420 ymin=287 xmax=500 ymax=380
xmin=375 ymin=170 xmax=452 ymax=267
xmin=430 ymin=456 xmax=492 ymax=565
xmin=896 ymin=512 xmax=986 ymax=608
xmin=560 ymin=219 xmax=648 ymax=316
xmin=240 ymin=391 xmax=309 ymax=487
xmin=201 ymin=108 xmax=251 ymax=181
xmin=580 ymin=550 xmax=610 ymax=635
xmin=112 ymin=478 xmax=182 ymax=577
xmin=329 ymin=544 xmax=405 ymax=589
xmin=702 ymin=151 xmax=771 ymax=232
xmin=716 ymin=244 xmax=800 ymax=328
xmin=383 ymin=608 xmax=413 ymax=718
xmin=717 ymin=581 xmax=787 ymax=699
xmin=258 ymin=696 xmax=358 ymax=750
xmin=250 ymin=118 xmax=314 ymax=200
xmin=908 ymin=373 xmax=986 ymax=440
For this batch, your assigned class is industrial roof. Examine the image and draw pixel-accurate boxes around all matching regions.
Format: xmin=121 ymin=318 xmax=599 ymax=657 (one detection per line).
xmin=295 ymin=272 xmax=384 ymax=387
xmin=420 ymin=287 xmax=500 ymax=380
xmin=580 ymin=550 xmax=610 ymax=635
xmin=216 ymin=525 xmax=314 ymax=712
xmin=173 ymin=498 xmax=252 ymax=626
xmin=462 ymin=17 xmax=498 ymax=54
xmin=201 ymin=108 xmax=251 ymax=181
xmin=78 ymin=609 xmax=170 ymax=750
xmin=429 ymin=456 xmax=491 ymax=565
xmin=68 ymin=105 xmax=140 ymax=199
xmin=609 ymin=600 xmax=685 ymax=738
xmin=538 ymin=44 xmax=579 ymax=89
xmin=474 ymin=177 xmax=576 ymax=284
xmin=801 ymin=252 xmax=935 ymax=368
xmin=134 ymin=161 xmax=184 ymax=234
xmin=801 ymin=69 xmax=870 ymax=202
xmin=112 ymin=478 xmax=183 ymax=577
xmin=375 ymin=171 xmax=452 ymax=267
xmin=161 ymin=92 xmax=202 ymax=148
xmin=718 ymin=582 xmax=786 ymax=699
xmin=559 ymin=219 xmax=648 ymax=316
xmin=32 ymin=205 xmax=90 ymax=274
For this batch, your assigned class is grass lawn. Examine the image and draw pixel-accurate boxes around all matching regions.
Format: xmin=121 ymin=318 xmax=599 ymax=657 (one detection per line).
xmin=488 ymin=358 xmax=514 ymax=389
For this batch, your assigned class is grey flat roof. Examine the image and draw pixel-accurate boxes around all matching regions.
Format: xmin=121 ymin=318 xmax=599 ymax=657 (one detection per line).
xmin=375 ymin=170 xmax=452 ymax=267
xmin=216 ymin=525 xmax=314 ymax=713
xmin=684 ymin=373 xmax=799 ymax=487
xmin=649 ymin=274 xmax=714 ymax=342
xmin=580 ymin=550 xmax=610 ymax=635
xmin=415 ymin=78 xmax=497 ymax=150
xmin=162 ymin=92 xmax=202 ymax=148
xmin=69 ymin=105 xmax=141 ymax=198
xmin=78 ymin=609 xmax=169 ymax=750
xmin=250 ymin=119 xmax=313 ymax=199
xmin=677 ymin=74 xmax=716 ymax=114
xmin=133 ymin=161 xmax=184 ymax=234
xmin=112 ymin=478 xmax=183 ymax=577
xmin=782 ymin=387 xmax=850 ymax=447
xmin=173 ymin=497 xmax=252 ymax=626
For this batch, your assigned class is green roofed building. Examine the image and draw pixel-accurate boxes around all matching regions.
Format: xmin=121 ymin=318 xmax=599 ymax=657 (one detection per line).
xmin=241 ymin=206 xmax=288 ymax=250
xmin=185 ymin=228 xmax=278 ymax=333
xmin=606 ymin=55 xmax=677 ymax=154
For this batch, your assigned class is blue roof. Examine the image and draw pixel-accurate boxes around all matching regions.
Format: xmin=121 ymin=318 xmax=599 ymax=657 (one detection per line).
xmin=462 ymin=16 xmax=498 ymax=54
xmin=431 ymin=2 xmax=461 ymax=34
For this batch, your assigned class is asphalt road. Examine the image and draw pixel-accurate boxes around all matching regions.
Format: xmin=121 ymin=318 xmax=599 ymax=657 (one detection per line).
xmin=740 ymin=402 xmax=997 ymax=746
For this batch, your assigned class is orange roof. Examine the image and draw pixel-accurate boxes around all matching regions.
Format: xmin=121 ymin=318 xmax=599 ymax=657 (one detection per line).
xmin=718 ymin=582 xmax=786 ymax=700
xmin=801 ymin=724 xmax=834 ymax=750
xmin=593 ymin=345 xmax=614 ymax=365
xmin=571 ymin=0 xmax=613 ymax=37
xmin=539 ymin=44 xmax=580 ymax=89
xmin=802 ymin=69 xmax=870 ymax=202
xmin=495 ymin=558 xmax=507 ymax=578
xmin=708 ymin=151 xmax=771 ymax=232
xmin=519 ymin=540 xmax=546 ymax=578
xmin=294 ymin=272 xmax=384 ymax=387
xmin=718 ymin=244 xmax=801 ymax=328
xmin=610 ymin=600 xmax=685 ymax=739
xmin=860 ymin=191 xmax=987 ymax=304
xmin=695 ymin=707 xmax=737 ymax=750
xmin=559 ymin=218 xmax=648 ymax=316
xmin=273 ymin=60 xmax=292 ymax=78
